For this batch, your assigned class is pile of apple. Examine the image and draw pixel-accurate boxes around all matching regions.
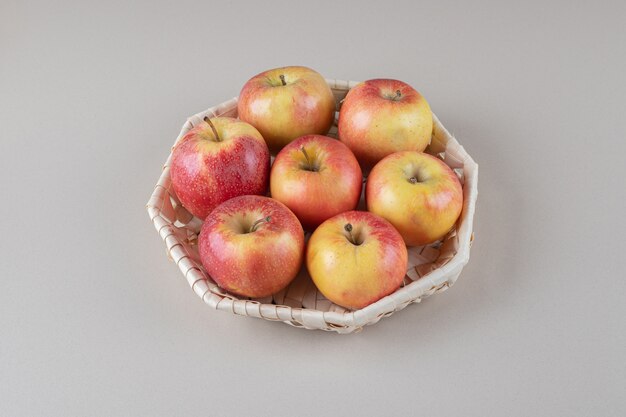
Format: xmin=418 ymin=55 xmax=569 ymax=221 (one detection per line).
xmin=170 ymin=66 xmax=463 ymax=310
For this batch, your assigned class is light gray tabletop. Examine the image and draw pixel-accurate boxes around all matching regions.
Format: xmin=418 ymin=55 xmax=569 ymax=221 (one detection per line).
xmin=2 ymin=1 xmax=625 ymax=416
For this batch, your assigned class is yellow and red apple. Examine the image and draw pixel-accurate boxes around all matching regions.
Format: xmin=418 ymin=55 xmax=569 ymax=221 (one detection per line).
xmin=366 ymin=151 xmax=463 ymax=246
xmin=338 ymin=79 xmax=433 ymax=171
xmin=170 ymin=117 xmax=270 ymax=220
xmin=270 ymin=134 xmax=362 ymax=231
xmin=198 ymin=195 xmax=305 ymax=298
xmin=306 ymin=211 xmax=408 ymax=310
xmin=238 ymin=66 xmax=336 ymax=153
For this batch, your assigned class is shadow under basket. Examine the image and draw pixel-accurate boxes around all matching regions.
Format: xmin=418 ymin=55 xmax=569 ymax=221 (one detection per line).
xmin=146 ymin=79 xmax=478 ymax=334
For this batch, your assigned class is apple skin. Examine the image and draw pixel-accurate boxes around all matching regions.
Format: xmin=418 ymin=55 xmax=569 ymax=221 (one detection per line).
xmin=270 ymin=135 xmax=362 ymax=231
xmin=338 ymin=79 xmax=433 ymax=171
xmin=306 ymin=211 xmax=408 ymax=310
xmin=170 ymin=117 xmax=270 ymax=220
xmin=198 ymin=195 xmax=305 ymax=298
xmin=366 ymin=151 xmax=463 ymax=247
xmin=237 ymin=66 xmax=336 ymax=153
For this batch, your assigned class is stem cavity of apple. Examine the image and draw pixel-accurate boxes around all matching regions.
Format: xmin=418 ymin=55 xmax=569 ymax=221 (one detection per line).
xmin=300 ymin=146 xmax=317 ymax=172
xmin=203 ymin=117 xmax=222 ymax=142
xmin=250 ymin=216 xmax=271 ymax=233
xmin=344 ymin=223 xmax=361 ymax=246
xmin=279 ymin=74 xmax=287 ymax=86
xmin=385 ymin=89 xmax=403 ymax=101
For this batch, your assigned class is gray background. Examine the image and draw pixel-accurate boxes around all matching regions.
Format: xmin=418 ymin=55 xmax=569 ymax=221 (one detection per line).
xmin=2 ymin=0 xmax=625 ymax=416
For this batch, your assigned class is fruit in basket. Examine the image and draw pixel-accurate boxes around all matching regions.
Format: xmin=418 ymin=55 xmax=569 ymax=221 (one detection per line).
xmin=198 ymin=195 xmax=305 ymax=298
xmin=270 ymin=134 xmax=362 ymax=230
xmin=170 ymin=116 xmax=270 ymax=220
xmin=338 ymin=79 xmax=433 ymax=171
xmin=306 ymin=211 xmax=408 ymax=310
xmin=366 ymin=151 xmax=463 ymax=246
xmin=238 ymin=66 xmax=336 ymax=153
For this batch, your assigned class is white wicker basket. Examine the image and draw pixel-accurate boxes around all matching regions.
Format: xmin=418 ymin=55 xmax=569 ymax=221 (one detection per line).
xmin=146 ymin=79 xmax=478 ymax=334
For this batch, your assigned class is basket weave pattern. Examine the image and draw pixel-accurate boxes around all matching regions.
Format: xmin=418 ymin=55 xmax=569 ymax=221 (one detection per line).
xmin=146 ymin=79 xmax=478 ymax=333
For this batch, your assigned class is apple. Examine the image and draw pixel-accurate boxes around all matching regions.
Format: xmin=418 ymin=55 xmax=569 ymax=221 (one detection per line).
xmin=338 ymin=78 xmax=433 ymax=171
xmin=366 ymin=151 xmax=463 ymax=246
xmin=306 ymin=211 xmax=408 ymax=310
xmin=170 ymin=116 xmax=270 ymax=220
xmin=237 ymin=66 xmax=336 ymax=153
xmin=198 ymin=195 xmax=305 ymax=298
xmin=270 ymin=134 xmax=362 ymax=230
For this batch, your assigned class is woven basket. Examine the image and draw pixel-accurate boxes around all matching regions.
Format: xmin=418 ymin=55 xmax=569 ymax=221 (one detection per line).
xmin=146 ymin=79 xmax=478 ymax=334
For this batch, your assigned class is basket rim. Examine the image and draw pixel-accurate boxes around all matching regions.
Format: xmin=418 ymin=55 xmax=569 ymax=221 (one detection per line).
xmin=146 ymin=78 xmax=478 ymax=333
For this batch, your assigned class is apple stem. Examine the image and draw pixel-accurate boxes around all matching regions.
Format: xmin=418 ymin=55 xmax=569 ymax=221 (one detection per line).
xmin=250 ymin=216 xmax=271 ymax=233
xmin=203 ymin=117 xmax=221 ymax=142
xmin=300 ymin=146 xmax=316 ymax=172
xmin=279 ymin=74 xmax=287 ymax=86
xmin=344 ymin=223 xmax=357 ymax=245
xmin=396 ymin=90 xmax=402 ymax=99
xmin=408 ymin=177 xmax=418 ymax=184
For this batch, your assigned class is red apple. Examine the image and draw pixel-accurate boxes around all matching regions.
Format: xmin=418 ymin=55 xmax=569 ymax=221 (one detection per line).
xmin=366 ymin=151 xmax=463 ymax=246
xmin=306 ymin=211 xmax=408 ymax=310
xmin=170 ymin=116 xmax=270 ymax=220
xmin=198 ymin=195 xmax=305 ymax=298
xmin=338 ymin=79 xmax=433 ymax=171
xmin=270 ymin=134 xmax=362 ymax=230
xmin=237 ymin=66 xmax=336 ymax=153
